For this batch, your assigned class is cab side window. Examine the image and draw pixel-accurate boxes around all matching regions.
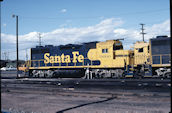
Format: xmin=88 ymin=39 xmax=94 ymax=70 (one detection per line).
xmin=102 ymin=49 xmax=108 ymax=53
xmin=138 ymin=48 xmax=143 ymax=52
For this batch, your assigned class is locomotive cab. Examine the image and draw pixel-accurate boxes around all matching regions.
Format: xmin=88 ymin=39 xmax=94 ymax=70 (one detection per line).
xmin=133 ymin=41 xmax=152 ymax=77
xmin=134 ymin=41 xmax=150 ymax=66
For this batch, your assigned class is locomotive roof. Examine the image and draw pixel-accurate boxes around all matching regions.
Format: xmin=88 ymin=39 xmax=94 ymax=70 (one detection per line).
xmin=33 ymin=41 xmax=99 ymax=49
xmin=32 ymin=36 xmax=170 ymax=49
xmin=151 ymin=35 xmax=170 ymax=40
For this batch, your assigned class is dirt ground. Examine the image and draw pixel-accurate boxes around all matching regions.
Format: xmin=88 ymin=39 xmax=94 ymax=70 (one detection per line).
xmin=1 ymin=84 xmax=171 ymax=113
xmin=1 ymin=71 xmax=171 ymax=113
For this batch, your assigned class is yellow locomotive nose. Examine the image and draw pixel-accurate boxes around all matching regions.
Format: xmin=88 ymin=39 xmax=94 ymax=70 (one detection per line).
xmin=87 ymin=39 xmax=133 ymax=68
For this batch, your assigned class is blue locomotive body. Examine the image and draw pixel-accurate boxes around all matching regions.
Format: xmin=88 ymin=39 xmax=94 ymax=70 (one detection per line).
xmin=31 ymin=42 xmax=100 ymax=68
xmin=150 ymin=36 xmax=171 ymax=65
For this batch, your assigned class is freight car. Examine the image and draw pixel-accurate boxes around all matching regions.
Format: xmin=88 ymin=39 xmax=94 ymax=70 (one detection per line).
xmin=24 ymin=35 xmax=171 ymax=79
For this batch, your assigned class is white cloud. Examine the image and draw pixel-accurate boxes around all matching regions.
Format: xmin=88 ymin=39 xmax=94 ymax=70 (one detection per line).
xmin=113 ymin=29 xmax=127 ymax=35
xmin=60 ymin=9 xmax=67 ymax=13
xmin=41 ymin=18 xmax=124 ymax=45
xmin=146 ymin=19 xmax=170 ymax=38
xmin=1 ymin=33 xmax=16 ymax=43
xmin=1 ymin=18 xmax=170 ymax=60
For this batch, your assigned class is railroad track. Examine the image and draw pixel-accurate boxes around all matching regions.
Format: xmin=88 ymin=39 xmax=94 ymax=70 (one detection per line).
xmin=1 ymin=83 xmax=170 ymax=100
xmin=1 ymin=77 xmax=171 ymax=88
xmin=1 ymin=78 xmax=170 ymax=99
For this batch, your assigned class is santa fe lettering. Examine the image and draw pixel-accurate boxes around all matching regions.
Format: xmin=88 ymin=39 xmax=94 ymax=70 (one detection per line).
xmin=44 ymin=51 xmax=84 ymax=64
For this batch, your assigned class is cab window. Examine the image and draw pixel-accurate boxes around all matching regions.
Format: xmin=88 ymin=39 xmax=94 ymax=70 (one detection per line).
xmin=138 ymin=48 xmax=143 ymax=52
xmin=113 ymin=45 xmax=123 ymax=50
xmin=102 ymin=49 xmax=108 ymax=53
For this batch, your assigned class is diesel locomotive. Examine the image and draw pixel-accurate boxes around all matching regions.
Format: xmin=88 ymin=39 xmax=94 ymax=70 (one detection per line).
xmin=23 ymin=35 xmax=171 ymax=79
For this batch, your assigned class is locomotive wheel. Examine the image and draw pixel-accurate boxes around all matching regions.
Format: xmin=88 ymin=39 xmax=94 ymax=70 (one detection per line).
xmin=164 ymin=73 xmax=171 ymax=78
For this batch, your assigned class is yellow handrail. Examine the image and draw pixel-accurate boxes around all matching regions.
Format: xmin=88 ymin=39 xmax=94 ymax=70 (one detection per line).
xmin=29 ymin=58 xmax=90 ymax=67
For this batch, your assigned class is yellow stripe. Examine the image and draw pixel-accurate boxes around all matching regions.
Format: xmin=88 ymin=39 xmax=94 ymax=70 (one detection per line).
xmin=125 ymin=75 xmax=133 ymax=77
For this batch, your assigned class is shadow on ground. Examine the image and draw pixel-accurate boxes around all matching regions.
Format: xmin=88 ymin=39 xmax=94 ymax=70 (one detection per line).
xmin=56 ymin=96 xmax=116 ymax=113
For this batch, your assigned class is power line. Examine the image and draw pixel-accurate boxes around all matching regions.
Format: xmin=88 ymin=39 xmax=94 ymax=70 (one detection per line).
xmin=1 ymin=46 xmax=32 ymax=54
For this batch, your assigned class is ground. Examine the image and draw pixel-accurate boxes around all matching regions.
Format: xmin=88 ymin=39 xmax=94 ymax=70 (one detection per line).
xmin=1 ymin=71 xmax=171 ymax=113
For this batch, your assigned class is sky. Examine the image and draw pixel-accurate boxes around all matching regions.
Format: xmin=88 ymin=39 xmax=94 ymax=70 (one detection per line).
xmin=1 ymin=0 xmax=170 ymax=60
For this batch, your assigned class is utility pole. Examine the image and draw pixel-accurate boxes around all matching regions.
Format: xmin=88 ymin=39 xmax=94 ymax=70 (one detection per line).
xmin=0 ymin=0 xmax=3 ymax=69
xmin=7 ymin=51 xmax=9 ymax=60
xmin=170 ymin=0 xmax=171 ymax=37
xmin=12 ymin=15 xmax=19 ymax=78
xmin=3 ymin=52 xmax=7 ymax=60
xmin=38 ymin=33 xmax=42 ymax=46
xmin=140 ymin=23 xmax=146 ymax=41
xmin=25 ymin=49 xmax=28 ymax=61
